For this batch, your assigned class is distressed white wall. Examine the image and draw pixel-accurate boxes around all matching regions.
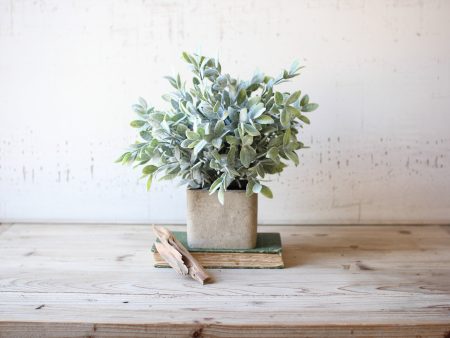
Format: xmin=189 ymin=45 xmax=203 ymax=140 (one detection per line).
xmin=0 ymin=0 xmax=449 ymax=224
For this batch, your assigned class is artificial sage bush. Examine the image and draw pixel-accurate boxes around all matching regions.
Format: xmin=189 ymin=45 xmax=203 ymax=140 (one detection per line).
xmin=117 ymin=52 xmax=318 ymax=204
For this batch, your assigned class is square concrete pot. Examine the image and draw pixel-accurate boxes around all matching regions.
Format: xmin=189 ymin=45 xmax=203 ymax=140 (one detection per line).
xmin=186 ymin=189 xmax=257 ymax=249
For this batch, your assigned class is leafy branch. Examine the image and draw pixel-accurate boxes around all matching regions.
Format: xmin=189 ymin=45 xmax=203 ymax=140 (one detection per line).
xmin=117 ymin=52 xmax=319 ymax=204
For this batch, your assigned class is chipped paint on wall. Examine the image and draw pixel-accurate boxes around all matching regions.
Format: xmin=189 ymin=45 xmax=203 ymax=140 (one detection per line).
xmin=0 ymin=0 xmax=449 ymax=224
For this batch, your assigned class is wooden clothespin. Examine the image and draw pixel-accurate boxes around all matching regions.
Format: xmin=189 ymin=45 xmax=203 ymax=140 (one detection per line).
xmin=152 ymin=225 xmax=211 ymax=285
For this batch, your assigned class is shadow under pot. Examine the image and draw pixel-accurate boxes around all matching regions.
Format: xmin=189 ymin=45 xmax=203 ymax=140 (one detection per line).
xmin=186 ymin=189 xmax=258 ymax=249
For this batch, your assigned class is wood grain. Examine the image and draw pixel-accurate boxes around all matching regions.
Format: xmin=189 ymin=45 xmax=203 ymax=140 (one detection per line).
xmin=0 ymin=224 xmax=450 ymax=337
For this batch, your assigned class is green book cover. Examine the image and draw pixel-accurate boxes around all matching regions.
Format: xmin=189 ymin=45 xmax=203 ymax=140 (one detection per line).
xmin=152 ymin=231 xmax=282 ymax=254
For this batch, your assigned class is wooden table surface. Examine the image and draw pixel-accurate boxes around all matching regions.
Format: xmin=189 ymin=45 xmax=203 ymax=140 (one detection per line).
xmin=0 ymin=223 xmax=449 ymax=337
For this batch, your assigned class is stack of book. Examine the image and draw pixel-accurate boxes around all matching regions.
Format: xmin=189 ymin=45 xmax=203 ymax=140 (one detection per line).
xmin=152 ymin=232 xmax=284 ymax=269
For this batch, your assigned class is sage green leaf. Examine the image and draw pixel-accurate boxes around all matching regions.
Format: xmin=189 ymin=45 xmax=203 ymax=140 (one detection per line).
xmin=204 ymin=123 xmax=212 ymax=135
xmin=130 ymin=120 xmax=146 ymax=128
xmin=220 ymin=109 xmax=229 ymax=120
xmin=174 ymin=146 xmax=181 ymax=160
xmin=140 ymin=131 xmax=152 ymax=141
xmin=132 ymin=104 xmax=144 ymax=114
xmin=227 ymin=145 xmax=236 ymax=165
xmin=300 ymin=94 xmax=309 ymax=106
xmin=217 ymin=75 xmax=227 ymax=86
xmin=242 ymin=135 xmax=253 ymax=146
xmin=138 ymin=97 xmax=147 ymax=109
xmin=122 ymin=152 xmax=131 ymax=163
xmin=210 ymin=160 xmax=220 ymax=170
xmin=286 ymin=105 xmax=301 ymax=118
xmin=266 ymin=147 xmax=279 ymax=160
xmin=251 ymin=72 xmax=264 ymax=84
xmin=249 ymin=103 xmax=265 ymax=119
xmin=244 ymin=124 xmax=260 ymax=136
xmin=218 ymin=187 xmax=225 ymax=205
xmin=240 ymin=145 xmax=256 ymax=168
xmin=160 ymin=120 xmax=170 ymax=132
xmin=283 ymin=128 xmax=291 ymax=146
xmin=191 ymin=168 xmax=201 ymax=182
xmin=302 ymin=103 xmax=319 ymax=112
xmin=268 ymin=134 xmax=283 ymax=147
xmin=256 ymin=115 xmax=274 ymax=124
xmin=266 ymin=97 xmax=274 ymax=110
xmin=223 ymin=174 xmax=233 ymax=189
xmin=270 ymin=107 xmax=280 ymax=115
xmin=193 ymin=139 xmax=207 ymax=155
xmin=170 ymin=100 xmax=180 ymax=111
xmin=211 ymin=149 xmax=221 ymax=161
xmin=115 ymin=152 xmax=129 ymax=163
xmin=256 ymin=164 xmax=265 ymax=178
xmin=213 ymin=101 xmax=220 ymax=113
xmin=211 ymin=138 xmax=222 ymax=149
xmin=246 ymin=180 xmax=255 ymax=196
xmin=197 ymin=127 xmax=205 ymax=138
xmin=286 ymin=90 xmax=301 ymax=105
xmin=289 ymin=60 xmax=300 ymax=74
xmin=186 ymin=130 xmax=200 ymax=140
xmin=298 ymin=114 xmax=311 ymax=124
xmin=280 ymin=108 xmax=291 ymax=128
xmin=142 ymin=165 xmax=158 ymax=175
xmin=182 ymin=52 xmax=191 ymax=63
xmin=260 ymin=185 xmax=273 ymax=198
xmin=227 ymin=167 xmax=240 ymax=177
xmin=237 ymin=89 xmax=246 ymax=105
xmin=238 ymin=123 xmax=245 ymax=138
xmin=226 ymin=135 xmax=239 ymax=145
xmin=204 ymin=68 xmax=219 ymax=77
xmin=187 ymin=140 xmax=199 ymax=149
xmin=247 ymin=96 xmax=261 ymax=107
xmin=239 ymin=108 xmax=248 ymax=122
xmin=247 ymin=83 xmax=259 ymax=93
xmin=252 ymin=182 xmax=262 ymax=193
xmin=180 ymin=139 xmax=192 ymax=148
xmin=274 ymin=92 xmax=284 ymax=105
xmin=150 ymin=112 xmax=164 ymax=122
xmin=286 ymin=150 xmax=299 ymax=165
xmin=214 ymin=120 xmax=225 ymax=135
xmin=176 ymin=124 xmax=187 ymax=134
xmin=209 ymin=176 xmax=223 ymax=194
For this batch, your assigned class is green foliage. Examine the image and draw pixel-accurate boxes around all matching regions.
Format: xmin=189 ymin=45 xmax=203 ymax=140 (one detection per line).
xmin=117 ymin=52 xmax=318 ymax=204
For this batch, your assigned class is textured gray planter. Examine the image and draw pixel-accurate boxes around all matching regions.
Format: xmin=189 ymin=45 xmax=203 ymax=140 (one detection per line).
xmin=186 ymin=189 xmax=257 ymax=249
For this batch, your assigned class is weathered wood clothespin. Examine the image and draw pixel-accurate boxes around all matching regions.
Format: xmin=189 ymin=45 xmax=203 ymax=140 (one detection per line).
xmin=153 ymin=225 xmax=211 ymax=285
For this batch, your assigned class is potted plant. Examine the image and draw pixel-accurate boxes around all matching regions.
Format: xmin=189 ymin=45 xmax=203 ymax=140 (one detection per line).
xmin=117 ymin=52 xmax=318 ymax=249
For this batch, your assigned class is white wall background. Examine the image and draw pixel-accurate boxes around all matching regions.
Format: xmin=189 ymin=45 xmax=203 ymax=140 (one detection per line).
xmin=0 ymin=0 xmax=449 ymax=224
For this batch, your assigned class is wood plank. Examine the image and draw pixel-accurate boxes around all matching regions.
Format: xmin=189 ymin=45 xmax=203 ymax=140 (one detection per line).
xmin=1 ymin=322 xmax=450 ymax=338
xmin=1 ymin=291 xmax=450 ymax=323
xmin=0 ymin=224 xmax=450 ymax=337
